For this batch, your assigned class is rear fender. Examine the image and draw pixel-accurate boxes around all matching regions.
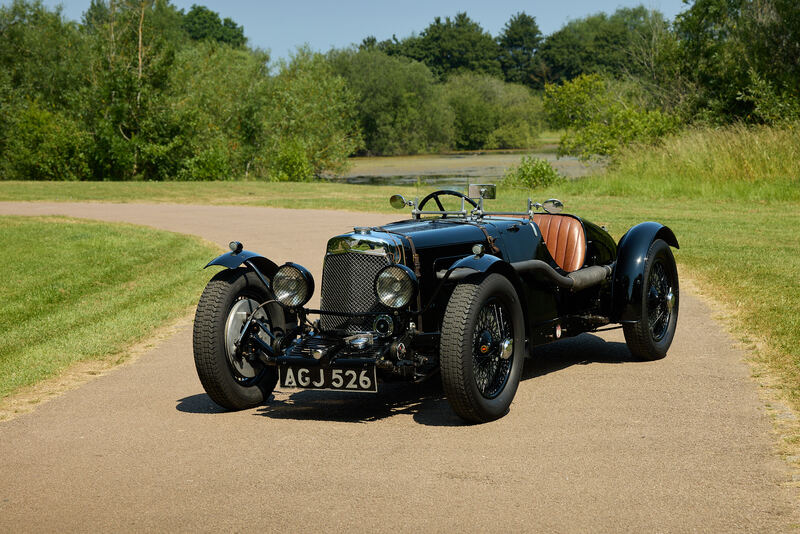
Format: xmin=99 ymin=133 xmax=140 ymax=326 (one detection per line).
xmin=612 ymin=222 xmax=679 ymax=322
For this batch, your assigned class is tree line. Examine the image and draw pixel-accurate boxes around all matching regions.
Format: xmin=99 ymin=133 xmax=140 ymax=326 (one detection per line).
xmin=1 ymin=0 xmax=797 ymax=181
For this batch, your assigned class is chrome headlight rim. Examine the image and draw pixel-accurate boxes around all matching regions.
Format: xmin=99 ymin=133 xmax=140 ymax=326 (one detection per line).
xmin=272 ymin=262 xmax=314 ymax=308
xmin=374 ymin=264 xmax=417 ymax=309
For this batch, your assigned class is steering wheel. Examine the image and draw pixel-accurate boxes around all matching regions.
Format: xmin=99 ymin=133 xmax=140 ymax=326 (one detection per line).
xmin=417 ymin=190 xmax=478 ymax=218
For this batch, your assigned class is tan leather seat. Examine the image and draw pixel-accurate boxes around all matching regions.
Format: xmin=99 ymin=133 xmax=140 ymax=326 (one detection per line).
xmin=532 ymin=214 xmax=586 ymax=272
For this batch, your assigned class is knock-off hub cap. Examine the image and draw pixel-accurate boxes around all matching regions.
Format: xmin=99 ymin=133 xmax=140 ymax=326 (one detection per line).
xmin=500 ymin=338 xmax=513 ymax=360
xmin=666 ymin=289 xmax=675 ymax=313
xmin=225 ymin=298 xmax=267 ymax=378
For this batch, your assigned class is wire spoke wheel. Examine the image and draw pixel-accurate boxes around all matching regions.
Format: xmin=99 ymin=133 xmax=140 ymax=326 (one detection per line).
xmin=440 ymin=274 xmax=524 ymax=423
xmin=472 ymin=298 xmax=513 ymax=399
xmin=646 ymin=261 xmax=675 ymax=342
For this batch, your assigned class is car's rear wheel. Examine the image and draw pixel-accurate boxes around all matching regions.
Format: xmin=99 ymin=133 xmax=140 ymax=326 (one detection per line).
xmin=440 ymin=274 xmax=525 ymax=423
xmin=623 ymin=239 xmax=679 ymax=360
xmin=193 ymin=267 xmax=284 ymax=410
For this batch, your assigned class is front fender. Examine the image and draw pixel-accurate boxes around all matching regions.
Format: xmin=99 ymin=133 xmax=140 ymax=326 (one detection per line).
xmin=612 ymin=222 xmax=679 ymax=322
xmin=440 ymin=253 xmax=504 ymax=281
xmin=206 ymin=250 xmax=279 ymax=282
xmin=435 ymin=253 xmax=530 ymax=342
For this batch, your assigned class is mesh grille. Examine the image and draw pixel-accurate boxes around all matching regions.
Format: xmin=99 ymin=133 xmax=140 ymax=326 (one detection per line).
xmin=319 ymin=253 xmax=390 ymax=332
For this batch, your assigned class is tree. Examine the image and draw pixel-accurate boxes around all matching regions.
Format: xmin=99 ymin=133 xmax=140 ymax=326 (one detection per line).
xmin=674 ymin=0 xmax=747 ymax=118
xmin=0 ymin=0 xmax=89 ymax=108
xmin=79 ymin=0 xmax=187 ymax=180
xmin=675 ymin=0 xmax=800 ymax=122
xmin=388 ymin=13 xmax=502 ymax=79
xmin=264 ymin=48 xmax=362 ymax=179
xmin=0 ymin=1 xmax=91 ymax=178
xmin=497 ymin=12 xmax=542 ymax=88
xmin=544 ymin=74 xmax=679 ymax=158
xmin=182 ymin=4 xmax=245 ymax=47
xmin=536 ymin=6 xmax=667 ymax=84
xmin=443 ymin=73 xmax=542 ymax=150
xmin=328 ymin=48 xmax=453 ymax=155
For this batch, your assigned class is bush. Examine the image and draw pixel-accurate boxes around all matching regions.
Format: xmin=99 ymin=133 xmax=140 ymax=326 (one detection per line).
xmin=327 ymin=49 xmax=453 ymax=155
xmin=443 ymin=73 xmax=542 ymax=150
xmin=544 ymin=74 xmax=680 ymax=159
xmin=175 ymin=144 xmax=232 ymax=181
xmin=267 ymin=140 xmax=314 ymax=182
xmin=738 ymin=70 xmax=800 ymax=125
xmin=1 ymin=101 xmax=90 ymax=180
xmin=264 ymin=47 xmax=362 ymax=177
xmin=501 ymin=156 xmax=563 ymax=189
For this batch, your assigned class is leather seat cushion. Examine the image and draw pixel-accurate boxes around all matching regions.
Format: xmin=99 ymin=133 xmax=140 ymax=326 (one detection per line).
xmin=532 ymin=214 xmax=587 ymax=272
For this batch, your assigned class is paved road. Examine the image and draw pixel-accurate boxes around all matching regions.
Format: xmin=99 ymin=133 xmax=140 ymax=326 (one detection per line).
xmin=0 ymin=202 xmax=796 ymax=532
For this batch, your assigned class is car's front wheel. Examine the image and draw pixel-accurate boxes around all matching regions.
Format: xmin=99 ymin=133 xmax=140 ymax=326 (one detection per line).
xmin=193 ymin=267 xmax=284 ymax=410
xmin=440 ymin=274 xmax=525 ymax=423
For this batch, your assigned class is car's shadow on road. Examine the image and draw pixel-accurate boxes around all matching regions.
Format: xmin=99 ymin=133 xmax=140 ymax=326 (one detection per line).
xmin=254 ymin=378 xmax=464 ymax=426
xmin=178 ymin=333 xmax=636 ymax=425
xmin=176 ymin=394 xmax=229 ymax=414
xmin=523 ymin=332 xmax=635 ymax=380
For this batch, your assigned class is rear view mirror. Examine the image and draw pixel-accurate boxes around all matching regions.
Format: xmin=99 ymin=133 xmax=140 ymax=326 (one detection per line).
xmin=543 ymin=199 xmax=563 ymax=214
xmin=390 ymin=194 xmax=408 ymax=210
xmin=468 ymin=184 xmax=496 ymax=200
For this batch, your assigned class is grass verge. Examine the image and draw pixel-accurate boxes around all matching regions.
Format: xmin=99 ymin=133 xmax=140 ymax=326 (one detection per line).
xmin=0 ymin=216 xmax=218 ymax=400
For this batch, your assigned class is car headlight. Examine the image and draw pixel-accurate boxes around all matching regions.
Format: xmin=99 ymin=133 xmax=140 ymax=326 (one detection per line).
xmin=375 ymin=264 xmax=417 ymax=309
xmin=272 ymin=263 xmax=314 ymax=307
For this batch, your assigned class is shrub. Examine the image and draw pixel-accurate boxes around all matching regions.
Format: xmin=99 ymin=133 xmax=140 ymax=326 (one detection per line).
xmin=738 ymin=69 xmax=800 ymax=125
xmin=1 ymin=102 xmax=90 ymax=181
xmin=267 ymin=140 xmax=314 ymax=182
xmin=544 ymin=73 xmax=681 ymax=159
xmin=443 ymin=73 xmax=542 ymax=150
xmin=175 ymin=144 xmax=232 ymax=181
xmin=328 ymin=49 xmax=454 ymax=155
xmin=265 ymin=47 xmax=362 ymax=177
xmin=502 ymin=156 xmax=563 ymax=189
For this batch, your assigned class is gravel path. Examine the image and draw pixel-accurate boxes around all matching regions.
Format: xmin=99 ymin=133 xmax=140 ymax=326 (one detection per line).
xmin=0 ymin=201 xmax=796 ymax=532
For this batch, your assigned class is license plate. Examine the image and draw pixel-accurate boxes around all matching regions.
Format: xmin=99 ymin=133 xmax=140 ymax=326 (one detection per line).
xmin=279 ymin=364 xmax=377 ymax=393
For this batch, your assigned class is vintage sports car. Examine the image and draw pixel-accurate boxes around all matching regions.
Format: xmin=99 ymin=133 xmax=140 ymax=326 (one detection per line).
xmin=193 ymin=186 xmax=679 ymax=423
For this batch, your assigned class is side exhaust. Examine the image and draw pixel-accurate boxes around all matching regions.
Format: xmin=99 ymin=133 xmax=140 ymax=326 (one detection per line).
xmin=512 ymin=260 xmax=614 ymax=292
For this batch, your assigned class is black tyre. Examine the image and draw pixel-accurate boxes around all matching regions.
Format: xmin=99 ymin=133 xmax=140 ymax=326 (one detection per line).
xmin=623 ymin=239 xmax=679 ymax=361
xmin=193 ymin=267 xmax=284 ymax=410
xmin=440 ymin=274 xmax=526 ymax=423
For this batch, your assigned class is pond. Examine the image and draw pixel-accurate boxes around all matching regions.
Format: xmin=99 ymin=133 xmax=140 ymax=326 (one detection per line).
xmin=328 ymin=148 xmax=602 ymax=186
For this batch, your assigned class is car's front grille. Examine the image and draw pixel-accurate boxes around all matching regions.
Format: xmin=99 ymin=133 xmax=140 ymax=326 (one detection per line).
xmin=319 ymin=252 xmax=390 ymax=332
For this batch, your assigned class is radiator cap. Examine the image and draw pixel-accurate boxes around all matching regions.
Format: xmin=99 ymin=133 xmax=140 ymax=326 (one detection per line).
xmin=353 ymin=226 xmax=371 ymax=235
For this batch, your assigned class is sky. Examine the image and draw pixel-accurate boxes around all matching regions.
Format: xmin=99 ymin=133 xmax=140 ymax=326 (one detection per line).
xmin=19 ymin=0 xmax=689 ymax=60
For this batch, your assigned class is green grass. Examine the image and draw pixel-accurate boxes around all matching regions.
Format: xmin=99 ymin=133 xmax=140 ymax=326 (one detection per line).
xmin=563 ymin=124 xmax=800 ymax=203
xmin=537 ymin=129 xmax=564 ymax=146
xmin=0 ymin=216 xmax=218 ymax=399
xmin=0 ymin=180 xmax=412 ymax=209
xmin=0 ymin=124 xmax=798 ymax=413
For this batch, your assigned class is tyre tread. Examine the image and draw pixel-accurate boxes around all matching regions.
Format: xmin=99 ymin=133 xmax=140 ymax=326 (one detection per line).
xmin=192 ymin=268 xmax=275 ymax=410
xmin=440 ymin=281 xmax=483 ymax=422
